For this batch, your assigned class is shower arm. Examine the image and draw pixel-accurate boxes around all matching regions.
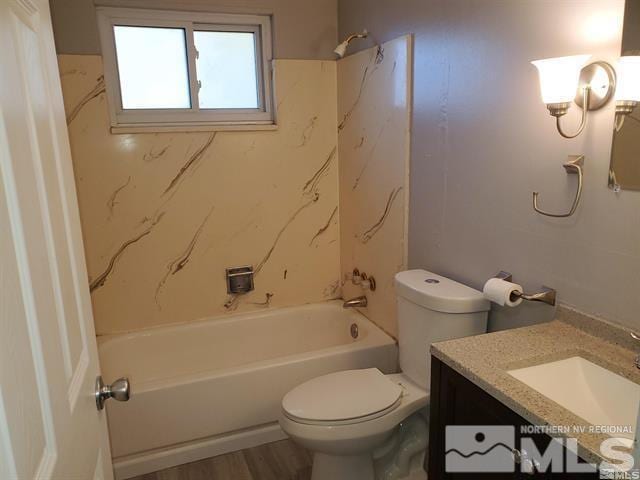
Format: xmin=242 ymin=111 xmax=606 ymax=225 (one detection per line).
xmin=345 ymin=32 xmax=368 ymax=43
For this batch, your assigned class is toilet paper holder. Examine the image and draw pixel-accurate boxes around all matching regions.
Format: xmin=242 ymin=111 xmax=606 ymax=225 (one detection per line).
xmin=495 ymin=271 xmax=557 ymax=306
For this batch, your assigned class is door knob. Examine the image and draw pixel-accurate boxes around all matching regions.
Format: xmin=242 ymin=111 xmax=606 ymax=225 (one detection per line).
xmin=95 ymin=376 xmax=130 ymax=411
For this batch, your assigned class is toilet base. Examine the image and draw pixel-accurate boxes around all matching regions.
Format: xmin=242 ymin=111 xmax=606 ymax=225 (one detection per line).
xmin=311 ymin=452 xmax=374 ymax=480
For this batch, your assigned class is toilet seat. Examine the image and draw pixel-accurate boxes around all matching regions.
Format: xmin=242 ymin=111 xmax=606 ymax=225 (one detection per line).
xmin=282 ymin=368 xmax=403 ymax=426
xmin=284 ymin=397 xmax=403 ymax=426
xmin=279 ymin=373 xmax=428 ymax=457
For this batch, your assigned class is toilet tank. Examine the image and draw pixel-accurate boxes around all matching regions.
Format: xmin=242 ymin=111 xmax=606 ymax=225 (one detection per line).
xmin=395 ymin=270 xmax=490 ymax=390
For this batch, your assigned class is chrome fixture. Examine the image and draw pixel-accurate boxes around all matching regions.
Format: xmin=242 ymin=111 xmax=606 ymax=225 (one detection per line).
xmin=95 ymin=376 xmax=130 ymax=411
xmin=343 ymin=296 xmax=368 ymax=308
xmin=512 ymin=447 xmax=540 ymax=475
xmin=350 ymin=323 xmax=359 ymax=339
xmin=351 ymin=268 xmax=363 ymax=285
xmin=630 ymin=332 xmax=640 ymax=369
xmin=615 ymin=100 xmax=638 ymax=131
xmin=226 ymin=266 xmax=254 ymax=294
xmin=350 ymin=268 xmax=376 ymax=291
xmin=334 ymin=30 xmax=368 ymax=58
xmin=533 ymin=155 xmax=584 ymax=218
xmin=360 ymin=273 xmax=376 ymax=291
xmin=533 ymin=53 xmax=640 ymax=139
xmin=511 ymin=287 xmax=557 ymax=306
xmin=532 ymin=56 xmax=616 ymax=139
xmin=495 ymin=271 xmax=557 ymax=306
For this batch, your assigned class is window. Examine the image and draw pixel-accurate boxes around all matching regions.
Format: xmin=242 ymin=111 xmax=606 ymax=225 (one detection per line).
xmin=96 ymin=8 xmax=274 ymax=131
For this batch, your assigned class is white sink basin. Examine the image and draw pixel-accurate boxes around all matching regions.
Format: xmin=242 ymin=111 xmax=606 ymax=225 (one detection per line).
xmin=508 ymin=356 xmax=640 ymax=446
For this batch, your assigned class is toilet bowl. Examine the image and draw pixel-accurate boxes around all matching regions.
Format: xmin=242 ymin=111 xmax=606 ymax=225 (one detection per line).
xmin=279 ymin=270 xmax=490 ymax=480
xmin=279 ymin=370 xmax=427 ymax=480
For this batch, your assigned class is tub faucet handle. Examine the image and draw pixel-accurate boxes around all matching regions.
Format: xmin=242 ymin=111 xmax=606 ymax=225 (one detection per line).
xmin=351 ymin=268 xmax=363 ymax=285
xmin=360 ymin=273 xmax=376 ymax=291
xmin=351 ymin=269 xmax=376 ymax=291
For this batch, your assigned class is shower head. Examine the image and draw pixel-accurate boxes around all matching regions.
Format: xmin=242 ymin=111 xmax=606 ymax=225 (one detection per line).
xmin=334 ymin=42 xmax=349 ymax=58
xmin=334 ymin=29 xmax=368 ymax=58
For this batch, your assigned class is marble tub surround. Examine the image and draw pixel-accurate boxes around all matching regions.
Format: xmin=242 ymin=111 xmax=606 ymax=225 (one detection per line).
xmin=431 ymin=305 xmax=640 ymax=465
xmin=337 ymin=36 xmax=412 ymax=338
xmin=58 ymin=55 xmax=341 ymax=335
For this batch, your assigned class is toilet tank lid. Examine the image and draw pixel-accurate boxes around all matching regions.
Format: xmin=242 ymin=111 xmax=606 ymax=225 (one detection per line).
xmin=395 ymin=270 xmax=490 ymax=314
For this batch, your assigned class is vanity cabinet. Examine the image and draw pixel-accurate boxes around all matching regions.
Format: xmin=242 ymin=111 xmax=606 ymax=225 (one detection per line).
xmin=428 ymin=357 xmax=600 ymax=479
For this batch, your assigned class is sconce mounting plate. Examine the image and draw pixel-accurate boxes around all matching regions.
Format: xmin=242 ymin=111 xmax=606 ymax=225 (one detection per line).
xmin=574 ymin=61 xmax=616 ymax=111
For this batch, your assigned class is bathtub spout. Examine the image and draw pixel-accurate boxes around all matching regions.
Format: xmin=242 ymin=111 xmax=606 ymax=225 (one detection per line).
xmin=343 ymin=296 xmax=367 ymax=308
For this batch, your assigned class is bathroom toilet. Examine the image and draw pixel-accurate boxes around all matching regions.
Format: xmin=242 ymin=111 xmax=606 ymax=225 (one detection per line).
xmin=278 ymin=269 xmax=490 ymax=480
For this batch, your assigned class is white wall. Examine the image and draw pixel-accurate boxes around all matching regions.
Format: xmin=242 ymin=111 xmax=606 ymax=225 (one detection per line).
xmin=339 ymin=0 xmax=640 ymax=330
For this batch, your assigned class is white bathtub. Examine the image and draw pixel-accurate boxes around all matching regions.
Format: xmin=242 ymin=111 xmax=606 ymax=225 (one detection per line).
xmin=98 ymin=301 xmax=397 ymax=478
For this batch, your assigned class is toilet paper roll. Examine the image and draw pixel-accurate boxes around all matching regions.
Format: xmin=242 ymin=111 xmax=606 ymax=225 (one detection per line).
xmin=483 ymin=278 xmax=524 ymax=307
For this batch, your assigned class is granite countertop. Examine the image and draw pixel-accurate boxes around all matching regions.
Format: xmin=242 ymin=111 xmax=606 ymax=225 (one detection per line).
xmin=431 ymin=306 xmax=640 ymax=464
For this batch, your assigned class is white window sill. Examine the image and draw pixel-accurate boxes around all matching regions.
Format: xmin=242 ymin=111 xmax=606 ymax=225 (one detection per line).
xmin=110 ymin=122 xmax=278 ymax=134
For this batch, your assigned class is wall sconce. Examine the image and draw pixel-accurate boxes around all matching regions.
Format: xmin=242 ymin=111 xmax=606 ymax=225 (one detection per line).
xmin=532 ymin=55 xmax=616 ymax=138
xmin=614 ymin=55 xmax=640 ymax=132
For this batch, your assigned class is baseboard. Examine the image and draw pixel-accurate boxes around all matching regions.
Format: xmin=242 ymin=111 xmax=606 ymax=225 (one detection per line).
xmin=112 ymin=422 xmax=287 ymax=479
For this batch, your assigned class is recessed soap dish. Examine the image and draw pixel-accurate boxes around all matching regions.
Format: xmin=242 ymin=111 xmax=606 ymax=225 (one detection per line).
xmin=226 ymin=266 xmax=254 ymax=294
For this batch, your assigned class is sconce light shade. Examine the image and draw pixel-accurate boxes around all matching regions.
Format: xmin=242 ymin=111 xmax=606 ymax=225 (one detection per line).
xmin=531 ymin=55 xmax=591 ymax=104
xmin=615 ymin=56 xmax=640 ymax=102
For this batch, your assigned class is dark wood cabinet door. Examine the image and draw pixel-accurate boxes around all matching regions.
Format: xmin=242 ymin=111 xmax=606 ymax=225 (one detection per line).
xmin=428 ymin=357 xmax=599 ymax=480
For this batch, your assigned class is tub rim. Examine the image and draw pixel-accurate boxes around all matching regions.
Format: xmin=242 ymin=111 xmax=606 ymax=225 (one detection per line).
xmin=98 ymin=300 xmax=365 ymax=346
xmin=98 ymin=300 xmax=397 ymax=391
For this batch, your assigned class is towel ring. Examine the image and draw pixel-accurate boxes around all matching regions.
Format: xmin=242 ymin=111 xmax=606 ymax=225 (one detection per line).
xmin=533 ymin=155 xmax=584 ymax=218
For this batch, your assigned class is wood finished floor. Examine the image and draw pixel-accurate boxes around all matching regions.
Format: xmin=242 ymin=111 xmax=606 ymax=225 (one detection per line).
xmin=131 ymin=440 xmax=312 ymax=480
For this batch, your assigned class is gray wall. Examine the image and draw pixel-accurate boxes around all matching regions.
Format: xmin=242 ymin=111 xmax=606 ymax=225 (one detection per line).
xmin=49 ymin=0 xmax=338 ymax=59
xmin=339 ymin=0 xmax=640 ymax=331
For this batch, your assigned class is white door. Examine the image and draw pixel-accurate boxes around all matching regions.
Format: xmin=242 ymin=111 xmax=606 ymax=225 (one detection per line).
xmin=0 ymin=0 xmax=113 ymax=478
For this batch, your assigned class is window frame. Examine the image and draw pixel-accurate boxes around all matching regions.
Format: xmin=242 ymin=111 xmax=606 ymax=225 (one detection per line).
xmin=96 ymin=7 xmax=274 ymax=132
